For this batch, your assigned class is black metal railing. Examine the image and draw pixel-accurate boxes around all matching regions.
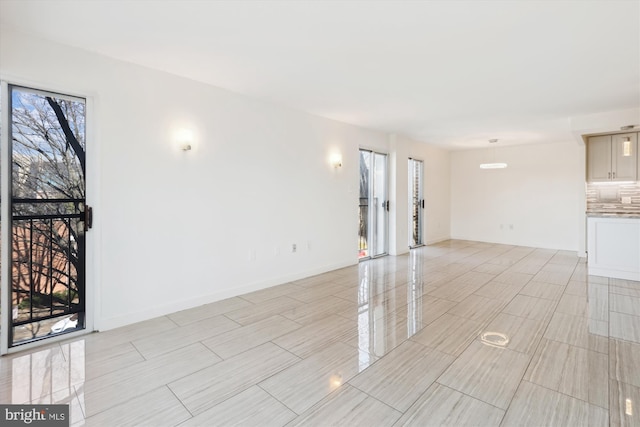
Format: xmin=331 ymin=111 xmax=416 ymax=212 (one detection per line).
xmin=11 ymin=198 xmax=85 ymax=329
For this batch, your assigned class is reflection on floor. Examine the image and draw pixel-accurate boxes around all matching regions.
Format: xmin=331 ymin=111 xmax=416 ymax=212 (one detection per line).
xmin=1 ymin=240 xmax=639 ymax=426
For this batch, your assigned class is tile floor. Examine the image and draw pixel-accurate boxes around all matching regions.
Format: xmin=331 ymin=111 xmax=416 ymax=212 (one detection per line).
xmin=1 ymin=240 xmax=639 ymax=426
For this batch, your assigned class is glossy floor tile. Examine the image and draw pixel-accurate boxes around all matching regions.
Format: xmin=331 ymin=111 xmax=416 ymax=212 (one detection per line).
xmin=545 ymin=311 xmax=609 ymax=353
xmin=502 ymin=294 xmax=555 ymax=321
xmin=482 ymin=312 xmax=545 ymax=355
xmin=80 ymin=342 xmax=220 ymax=417
xmin=409 ymin=312 xmax=484 ymax=356
xmin=502 ymin=380 xmax=609 ymax=427
xmin=287 ymin=384 xmax=402 ymax=427
xmin=201 ymin=314 xmax=301 ymax=359
xmin=519 ymin=280 xmax=565 ymax=300
xmin=130 ymin=314 xmax=239 ymax=359
xmin=395 ymin=383 xmax=505 ymax=426
xmin=167 ymin=297 xmax=253 ymax=326
xmin=180 ymin=386 xmax=296 ymax=427
xmin=446 ymin=294 xmax=505 ymax=324
xmin=272 ymin=314 xmax=358 ymax=358
xmin=282 ymin=295 xmax=355 ymax=325
xmin=349 ymin=340 xmax=454 ymax=411
xmin=437 ymin=340 xmax=531 ymax=409
xmin=610 ymin=311 xmax=640 ymax=343
xmin=524 ymin=338 xmax=609 ymax=408
xmin=1 ymin=239 xmax=639 ymax=426
xmin=609 ymin=379 xmax=640 ymax=427
xmin=610 ymin=339 xmax=640 ymax=389
xmin=474 ymin=279 xmax=525 ymax=302
xmin=168 ymin=342 xmax=299 ymax=416
xmin=259 ymin=341 xmax=371 ymax=414
xmin=84 ymin=386 xmax=191 ymax=427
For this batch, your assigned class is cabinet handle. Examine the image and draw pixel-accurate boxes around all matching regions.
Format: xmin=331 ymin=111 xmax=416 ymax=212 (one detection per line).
xmin=612 ymin=172 xmax=616 ymax=179
xmin=608 ymin=172 xmax=611 ymax=179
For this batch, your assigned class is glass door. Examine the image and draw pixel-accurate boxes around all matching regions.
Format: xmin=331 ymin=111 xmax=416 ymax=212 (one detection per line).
xmin=358 ymin=150 xmax=388 ymax=259
xmin=3 ymin=85 xmax=90 ymax=348
xmin=408 ymin=158 xmax=424 ymax=248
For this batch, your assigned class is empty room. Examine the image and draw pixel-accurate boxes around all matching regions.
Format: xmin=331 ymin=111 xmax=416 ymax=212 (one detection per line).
xmin=0 ymin=1 xmax=639 ymax=426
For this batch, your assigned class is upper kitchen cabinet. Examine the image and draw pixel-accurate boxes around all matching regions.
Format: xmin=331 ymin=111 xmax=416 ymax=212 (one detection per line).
xmin=587 ymin=135 xmax=611 ymax=181
xmin=613 ymin=133 xmax=638 ymax=181
xmin=587 ymin=133 xmax=638 ymax=182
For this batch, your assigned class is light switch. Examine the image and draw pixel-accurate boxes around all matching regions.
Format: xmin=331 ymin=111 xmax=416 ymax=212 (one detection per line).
xmin=622 ymin=196 xmax=632 ymax=204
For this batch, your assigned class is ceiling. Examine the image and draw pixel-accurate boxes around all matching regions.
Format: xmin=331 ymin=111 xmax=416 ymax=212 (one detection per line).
xmin=1 ymin=0 xmax=638 ymax=149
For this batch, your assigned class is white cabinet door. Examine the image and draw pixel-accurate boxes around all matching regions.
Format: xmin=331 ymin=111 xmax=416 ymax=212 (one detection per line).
xmin=588 ymin=217 xmax=640 ymax=281
xmin=587 ymin=135 xmax=612 ymax=182
xmin=612 ymin=133 xmax=638 ymax=181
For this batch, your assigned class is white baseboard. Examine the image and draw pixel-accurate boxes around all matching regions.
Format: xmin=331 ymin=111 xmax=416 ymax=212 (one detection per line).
xmin=425 ymin=235 xmax=451 ymax=245
xmin=96 ymin=260 xmax=356 ymax=331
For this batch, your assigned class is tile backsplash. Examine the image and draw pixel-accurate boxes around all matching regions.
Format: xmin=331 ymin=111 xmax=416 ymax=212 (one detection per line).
xmin=586 ymin=181 xmax=640 ymax=212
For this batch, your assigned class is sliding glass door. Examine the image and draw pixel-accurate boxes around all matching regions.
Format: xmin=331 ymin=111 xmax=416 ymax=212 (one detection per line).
xmin=358 ymin=150 xmax=388 ymax=260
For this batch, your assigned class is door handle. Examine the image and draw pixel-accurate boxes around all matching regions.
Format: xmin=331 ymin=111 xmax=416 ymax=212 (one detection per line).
xmin=384 ymin=200 xmax=390 ymax=211
xmin=84 ymin=205 xmax=93 ymax=231
xmin=421 ymin=200 xmax=425 ymax=209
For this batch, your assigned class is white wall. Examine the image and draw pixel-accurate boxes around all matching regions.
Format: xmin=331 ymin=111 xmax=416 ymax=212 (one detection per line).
xmin=450 ymin=141 xmax=581 ymax=251
xmin=1 ymin=29 xmax=395 ymax=330
xmin=389 ymin=135 xmax=451 ymax=255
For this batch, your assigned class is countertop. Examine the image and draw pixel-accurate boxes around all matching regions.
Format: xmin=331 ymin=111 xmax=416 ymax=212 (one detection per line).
xmin=586 ymin=211 xmax=640 ymax=219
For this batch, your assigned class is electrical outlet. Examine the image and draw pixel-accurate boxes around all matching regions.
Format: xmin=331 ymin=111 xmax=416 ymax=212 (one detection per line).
xmin=509 ymin=224 xmax=514 ymax=230
xmin=292 ymin=243 xmax=297 ymax=253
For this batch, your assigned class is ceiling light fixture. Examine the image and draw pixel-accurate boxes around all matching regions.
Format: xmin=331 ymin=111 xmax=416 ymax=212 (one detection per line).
xmin=480 ymin=139 xmax=507 ymax=169
xmin=480 ymin=162 xmax=508 ymax=169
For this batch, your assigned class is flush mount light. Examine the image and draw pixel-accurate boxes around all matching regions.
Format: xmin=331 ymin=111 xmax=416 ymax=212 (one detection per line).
xmin=480 ymin=139 xmax=508 ymax=169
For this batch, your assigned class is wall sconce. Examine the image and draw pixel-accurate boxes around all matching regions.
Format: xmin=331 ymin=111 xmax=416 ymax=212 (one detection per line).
xmin=623 ymin=137 xmax=632 ymax=157
xmin=330 ymin=153 xmax=343 ymax=168
xmin=177 ymin=129 xmax=193 ymax=152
